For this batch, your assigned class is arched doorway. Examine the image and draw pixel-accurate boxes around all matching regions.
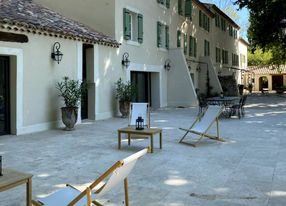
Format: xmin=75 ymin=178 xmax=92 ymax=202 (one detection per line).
xmin=259 ymin=76 xmax=268 ymax=91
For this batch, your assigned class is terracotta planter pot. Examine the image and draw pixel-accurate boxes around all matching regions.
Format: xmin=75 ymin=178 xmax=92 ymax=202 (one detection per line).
xmin=61 ymin=107 xmax=78 ymax=130
xmin=119 ymin=101 xmax=130 ymax=118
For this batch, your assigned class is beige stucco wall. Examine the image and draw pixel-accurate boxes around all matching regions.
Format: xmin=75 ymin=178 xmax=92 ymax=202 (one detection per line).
xmin=0 ymin=29 xmax=80 ymax=134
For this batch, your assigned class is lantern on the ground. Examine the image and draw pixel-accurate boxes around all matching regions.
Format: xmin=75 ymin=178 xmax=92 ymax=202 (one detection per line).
xmin=136 ymin=116 xmax=144 ymax=130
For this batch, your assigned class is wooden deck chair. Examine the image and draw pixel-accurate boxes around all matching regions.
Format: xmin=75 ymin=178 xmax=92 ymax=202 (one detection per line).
xmin=32 ymin=148 xmax=148 ymax=206
xmin=128 ymin=102 xmax=150 ymax=128
xmin=179 ymin=105 xmax=225 ymax=147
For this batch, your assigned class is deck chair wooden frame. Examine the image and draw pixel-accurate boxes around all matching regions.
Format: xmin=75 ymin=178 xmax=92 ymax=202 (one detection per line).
xmin=128 ymin=103 xmax=150 ymax=128
xmin=179 ymin=105 xmax=225 ymax=147
xmin=32 ymin=148 xmax=148 ymax=206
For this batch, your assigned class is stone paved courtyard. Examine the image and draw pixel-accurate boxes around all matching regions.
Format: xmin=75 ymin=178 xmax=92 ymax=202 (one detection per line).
xmin=1 ymin=93 xmax=286 ymax=206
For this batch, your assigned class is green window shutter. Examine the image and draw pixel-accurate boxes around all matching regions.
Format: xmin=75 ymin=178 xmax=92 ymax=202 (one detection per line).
xmin=123 ymin=8 xmax=131 ymax=40
xmin=178 ymin=0 xmax=183 ymax=15
xmin=165 ymin=25 xmax=169 ymax=49
xmin=138 ymin=14 xmax=143 ymax=43
xmin=185 ymin=0 xmax=192 ymax=18
xmin=189 ymin=36 xmax=192 ymax=56
xmin=157 ymin=22 xmax=161 ymax=47
xmin=204 ymin=40 xmax=206 ymax=56
xmin=177 ymin=30 xmax=181 ymax=47
xmin=199 ymin=10 xmax=202 ymax=27
xmin=184 ymin=33 xmax=187 ymax=54
xmin=166 ymin=0 xmax=170 ymax=8
xmin=194 ymin=38 xmax=197 ymax=57
xmin=207 ymin=17 xmax=210 ymax=32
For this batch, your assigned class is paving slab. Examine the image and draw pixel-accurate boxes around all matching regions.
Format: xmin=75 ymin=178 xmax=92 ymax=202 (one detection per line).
xmin=0 ymin=93 xmax=286 ymax=206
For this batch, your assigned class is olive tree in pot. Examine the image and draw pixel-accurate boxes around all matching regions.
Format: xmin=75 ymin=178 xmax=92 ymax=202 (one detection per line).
xmin=115 ymin=78 xmax=137 ymax=118
xmin=56 ymin=76 xmax=87 ymax=130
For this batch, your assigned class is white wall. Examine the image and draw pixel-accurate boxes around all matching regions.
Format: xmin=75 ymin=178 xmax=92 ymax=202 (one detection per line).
xmin=0 ymin=30 xmax=81 ymax=134
xmin=167 ymin=49 xmax=197 ymax=107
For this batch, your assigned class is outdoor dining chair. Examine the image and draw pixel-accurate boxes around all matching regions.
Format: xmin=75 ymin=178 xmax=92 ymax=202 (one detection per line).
xmin=230 ymin=95 xmax=248 ymax=118
xmin=32 ymin=148 xmax=148 ymax=206
xmin=179 ymin=105 xmax=225 ymax=147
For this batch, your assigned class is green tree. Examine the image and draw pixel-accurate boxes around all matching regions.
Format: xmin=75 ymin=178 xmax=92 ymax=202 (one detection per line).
xmin=234 ymin=0 xmax=286 ymax=66
xmin=247 ymin=48 xmax=272 ymax=66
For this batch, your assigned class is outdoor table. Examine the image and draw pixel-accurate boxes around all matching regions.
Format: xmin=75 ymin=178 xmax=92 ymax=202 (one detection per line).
xmin=118 ymin=127 xmax=162 ymax=153
xmin=0 ymin=168 xmax=33 ymax=206
xmin=206 ymin=96 xmax=239 ymax=117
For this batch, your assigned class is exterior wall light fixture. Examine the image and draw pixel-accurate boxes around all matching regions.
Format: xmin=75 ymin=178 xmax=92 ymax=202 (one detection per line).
xmin=164 ymin=59 xmax=171 ymax=71
xmin=121 ymin=52 xmax=130 ymax=68
xmin=51 ymin=42 xmax=63 ymax=64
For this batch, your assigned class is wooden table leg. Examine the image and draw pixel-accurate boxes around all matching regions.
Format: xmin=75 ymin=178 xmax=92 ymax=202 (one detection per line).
xmin=118 ymin=131 xmax=121 ymax=150
xmin=128 ymin=133 xmax=131 ymax=146
xmin=159 ymin=131 xmax=162 ymax=149
xmin=150 ymin=134 xmax=153 ymax=153
xmin=27 ymin=177 xmax=32 ymax=206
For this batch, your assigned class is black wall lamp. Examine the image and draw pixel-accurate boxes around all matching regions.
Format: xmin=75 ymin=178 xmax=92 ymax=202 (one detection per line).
xmin=51 ymin=42 xmax=63 ymax=64
xmin=121 ymin=52 xmax=130 ymax=68
xmin=164 ymin=59 xmax=171 ymax=71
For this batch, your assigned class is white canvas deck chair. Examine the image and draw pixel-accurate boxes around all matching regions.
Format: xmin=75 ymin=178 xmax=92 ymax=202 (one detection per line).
xmin=179 ymin=105 xmax=225 ymax=147
xmin=128 ymin=102 xmax=150 ymax=128
xmin=32 ymin=148 xmax=148 ymax=206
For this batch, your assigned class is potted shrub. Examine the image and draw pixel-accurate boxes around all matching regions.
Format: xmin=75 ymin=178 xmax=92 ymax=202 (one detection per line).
xmin=56 ymin=76 xmax=87 ymax=130
xmin=115 ymin=78 xmax=137 ymax=117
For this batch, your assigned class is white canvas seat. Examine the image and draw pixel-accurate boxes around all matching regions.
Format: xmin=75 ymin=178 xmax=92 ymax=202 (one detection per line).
xmin=32 ymin=148 xmax=148 ymax=206
xmin=179 ymin=105 xmax=225 ymax=147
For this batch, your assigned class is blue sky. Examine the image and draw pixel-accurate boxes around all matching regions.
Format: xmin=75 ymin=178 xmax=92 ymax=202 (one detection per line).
xmin=201 ymin=0 xmax=250 ymax=41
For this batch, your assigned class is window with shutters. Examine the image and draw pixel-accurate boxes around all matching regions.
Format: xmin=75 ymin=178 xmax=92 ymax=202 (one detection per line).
xmin=232 ymin=53 xmax=239 ymax=66
xmin=199 ymin=10 xmax=210 ymax=32
xmin=178 ymin=0 xmax=192 ymax=18
xmin=233 ymin=29 xmax=238 ymax=39
xmin=204 ymin=40 xmax=210 ymax=56
xmin=123 ymin=8 xmax=143 ymax=44
xmin=216 ymin=47 xmax=221 ymax=63
xmin=189 ymin=36 xmax=197 ymax=57
xmin=229 ymin=25 xmax=233 ymax=37
xmin=157 ymin=0 xmax=170 ymax=8
xmin=222 ymin=49 xmax=228 ymax=64
xmin=215 ymin=14 xmax=220 ymax=28
xmin=157 ymin=22 xmax=169 ymax=49
xmin=220 ymin=18 xmax=226 ymax=31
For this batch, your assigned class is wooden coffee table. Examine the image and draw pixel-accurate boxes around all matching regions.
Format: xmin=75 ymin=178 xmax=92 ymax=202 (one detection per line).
xmin=118 ymin=127 xmax=162 ymax=153
xmin=0 ymin=168 xmax=33 ymax=206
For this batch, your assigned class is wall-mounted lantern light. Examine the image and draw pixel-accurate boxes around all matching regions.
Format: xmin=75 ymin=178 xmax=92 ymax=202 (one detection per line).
xmin=121 ymin=52 xmax=130 ymax=68
xmin=164 ymin=59 xmax=171 ymax=71
xmin=51 ymin=42 xmax=63 ymax=64
xmin=196 ymin=66 xmax=201 ymax=72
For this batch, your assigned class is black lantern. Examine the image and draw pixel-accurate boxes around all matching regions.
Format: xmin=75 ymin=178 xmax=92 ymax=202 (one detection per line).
xmin=164 ymin=59 xmax=171 ymax=71
xmin=136 ymin=116 xmax=144 ymax=130
xmin=51 ymin=42 xmax=63 ymax=64
xmin=122 ymin=52 xmax=130 ymax=68
xmin=0 ymin=155 xmax=2 ymax=176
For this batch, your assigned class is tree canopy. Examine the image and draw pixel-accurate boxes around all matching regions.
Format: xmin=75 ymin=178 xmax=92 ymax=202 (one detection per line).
xmin=234 ymin=0 xmax=286 ymax=65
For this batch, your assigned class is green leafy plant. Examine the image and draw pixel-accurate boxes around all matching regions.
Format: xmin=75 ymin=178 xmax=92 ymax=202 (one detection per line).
xmin=56 ymin=76 xmax=87 ymax=107
xmin=115 ymin=78 xmax=137 ymax=102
